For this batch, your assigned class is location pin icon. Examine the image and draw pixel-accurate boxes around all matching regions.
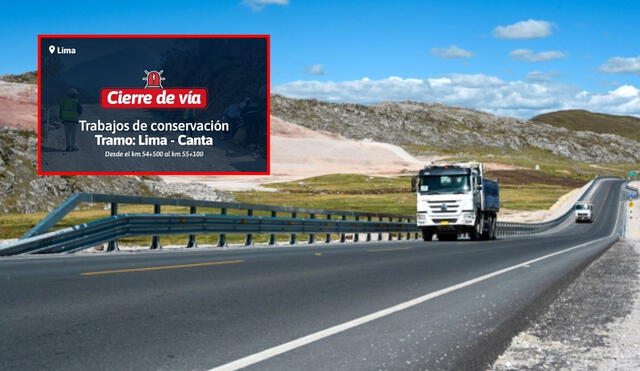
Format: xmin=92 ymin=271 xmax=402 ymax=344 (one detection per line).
xmin=49 ymin=45 xmax=55 ymax=54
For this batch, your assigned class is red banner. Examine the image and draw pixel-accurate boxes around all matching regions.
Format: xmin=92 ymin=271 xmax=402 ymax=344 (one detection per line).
xmin=100 ymin=88 xmax=208 ymax=108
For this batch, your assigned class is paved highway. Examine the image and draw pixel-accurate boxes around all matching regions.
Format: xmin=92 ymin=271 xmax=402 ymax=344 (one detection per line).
xmin=0 ymin=179 xmax=624 ymax=370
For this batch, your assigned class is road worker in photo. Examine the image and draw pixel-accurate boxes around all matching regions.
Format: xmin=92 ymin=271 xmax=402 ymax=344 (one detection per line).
xmin=59 ymin=88 xmax=83 ymax=152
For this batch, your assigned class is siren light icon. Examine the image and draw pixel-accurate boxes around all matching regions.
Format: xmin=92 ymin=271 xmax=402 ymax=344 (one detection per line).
xmin=142 ymin=70 xmax=165 ymax=89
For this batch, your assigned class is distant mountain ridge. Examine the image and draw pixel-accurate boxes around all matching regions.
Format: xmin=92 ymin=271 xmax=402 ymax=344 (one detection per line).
xmin=271 ymin=95 xmax=640 ymax=164
xmin=531 ymin=109 xmax=640 ymax=142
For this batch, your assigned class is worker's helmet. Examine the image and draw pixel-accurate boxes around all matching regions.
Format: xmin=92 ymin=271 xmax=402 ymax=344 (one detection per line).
xmin=67 ymin=88 xmax=78 ymax=97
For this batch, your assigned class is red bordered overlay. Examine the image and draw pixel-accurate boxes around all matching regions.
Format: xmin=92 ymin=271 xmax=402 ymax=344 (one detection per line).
xmin=37 ymin=34 xmax=271 ymax=176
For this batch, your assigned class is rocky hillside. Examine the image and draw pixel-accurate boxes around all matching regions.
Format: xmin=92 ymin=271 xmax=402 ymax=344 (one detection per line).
xmin=0 ymin=71 xmax=36 ymax=84
xmin=0 ymin=127 xmax=231 ymax=214
xmin=272 ymin=95 xmax=640 ymax=164
xmin=531 ymin=109 xmax=640 ymax=142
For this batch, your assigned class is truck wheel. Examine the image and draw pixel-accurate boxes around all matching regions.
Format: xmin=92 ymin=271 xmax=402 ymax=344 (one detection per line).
xmin=490 ymin=217 xmax=497 ymax=240
xmin=469 ymin=213 xmax=483 ymax=241
xmin=422 ymin=229 xmax=433 ymax=241
xmin=481 ymin=214 xmax=494 ymax=240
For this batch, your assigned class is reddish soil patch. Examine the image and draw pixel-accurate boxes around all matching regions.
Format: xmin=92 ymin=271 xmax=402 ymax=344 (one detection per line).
xmin=485 ymin=169 xmax=585 ymax=187
xmin=0 ymin=82 xmax=37 ymax=131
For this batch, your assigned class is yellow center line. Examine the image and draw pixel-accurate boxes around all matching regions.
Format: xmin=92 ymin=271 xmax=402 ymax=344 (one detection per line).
xmin=367 ymin=247 xmax=413 ymax=253
xmin=80 ymin=259 xmax=244 ymax=276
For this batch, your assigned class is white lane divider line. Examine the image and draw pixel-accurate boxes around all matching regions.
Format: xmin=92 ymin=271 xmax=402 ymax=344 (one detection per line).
xmin=210 ymin=234 xmax=616 ymax=371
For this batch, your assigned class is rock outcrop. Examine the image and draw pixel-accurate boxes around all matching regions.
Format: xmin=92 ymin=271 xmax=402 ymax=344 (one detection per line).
xmin=272 ymin=95 xmax=640 ymax=163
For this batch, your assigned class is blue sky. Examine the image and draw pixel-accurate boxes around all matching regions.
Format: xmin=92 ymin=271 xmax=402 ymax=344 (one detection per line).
xmin=1 ymin=0 xmax=639 ymax=118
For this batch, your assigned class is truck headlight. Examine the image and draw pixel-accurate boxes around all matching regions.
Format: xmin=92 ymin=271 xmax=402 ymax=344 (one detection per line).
xmin=462 ymin=212 xmax=475 ymax=221
xmin=417 ymin=213 xmax=427 ymax=222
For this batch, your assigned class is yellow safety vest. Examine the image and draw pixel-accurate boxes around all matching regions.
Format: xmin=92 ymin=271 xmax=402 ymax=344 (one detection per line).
xmin=61 ymin=98 xmax=79 ymax=121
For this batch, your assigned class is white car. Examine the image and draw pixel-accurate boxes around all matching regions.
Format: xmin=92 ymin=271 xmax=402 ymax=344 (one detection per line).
xmin=574 ymin=201 xmax=594 ymax=223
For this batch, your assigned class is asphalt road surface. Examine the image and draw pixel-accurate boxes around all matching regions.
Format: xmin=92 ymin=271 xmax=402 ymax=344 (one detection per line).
xmin=0 ymin=179 xmax=625 ymax=370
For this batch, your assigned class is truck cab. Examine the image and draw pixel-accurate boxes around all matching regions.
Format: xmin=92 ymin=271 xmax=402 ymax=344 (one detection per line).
xmin=412 ymin=162 xmax=499 ymax=241
xmin=574 ymin=201 xmax=594 ymax=223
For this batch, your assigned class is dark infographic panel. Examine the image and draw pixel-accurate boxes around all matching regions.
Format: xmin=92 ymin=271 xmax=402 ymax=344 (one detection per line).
xmin=38 ymin=35 xmax=269 ymax=174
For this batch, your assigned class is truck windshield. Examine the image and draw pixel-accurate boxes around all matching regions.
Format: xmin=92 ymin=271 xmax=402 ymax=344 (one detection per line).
xmin=420 ymin=175 xmax=470 ymax=194
xmin=575 ymin=204 xmax=591 ymax=210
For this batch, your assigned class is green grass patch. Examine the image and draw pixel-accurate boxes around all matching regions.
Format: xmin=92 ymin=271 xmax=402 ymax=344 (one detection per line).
xmin=235 ymin=191 xmax=416 ymax=215
xmin=500 ymin=184 xmax=573 ymax=210
xmin=261 ymin=173 xmax=411 ymax=193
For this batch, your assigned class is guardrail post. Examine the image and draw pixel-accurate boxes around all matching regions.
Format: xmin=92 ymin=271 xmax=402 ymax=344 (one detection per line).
xmin=289 ymin=212 xmax=297 ymax=244
xmin=354 ymin=216 xmax=360 ymax=242
xmin=325 ymin=214 xmax=332 ymax=243
xmin=397 ymin=216 xmax=403 ymax=240
xmin=268 ymin=211 xmax=277 ymax=245
xmin=106 ymin=202 xmax=119 ymax=252
xmin=406 ymin=218 xmax=411 ymax=240
xmin=378 ymin=216 xmax=383 ymax=241
xmin=308 ymin=214 xmax=316 ymax=244
xmin=366 ymin=216 xmax=372 ymax=241
xmin=186 ymin=206 xmax=197 ymax=248
xmin=388 ymin=217 xmax=394 ymax=241
xmin=245 ymin=209 xmax=254 ymax=246
xmin=340 ymin=215 xmax=347 ymax=243
xmin=150 ymin=204 xmax=162 ymax=249
xmin=218 ymin=208 xmax=227 ymax=247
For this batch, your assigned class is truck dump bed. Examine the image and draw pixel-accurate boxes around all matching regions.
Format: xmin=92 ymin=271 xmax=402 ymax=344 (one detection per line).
xmin=483 ymin=179 xmax=500 ymax=212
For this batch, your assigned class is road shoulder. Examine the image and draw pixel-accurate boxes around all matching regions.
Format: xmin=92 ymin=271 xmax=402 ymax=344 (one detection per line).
xmin=490 ymin=239 xmax=640 ymax=370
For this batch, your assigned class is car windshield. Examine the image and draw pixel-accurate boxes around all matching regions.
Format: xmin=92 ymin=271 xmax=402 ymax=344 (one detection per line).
xmin=420 ymin=175 xmax=470 ymax=194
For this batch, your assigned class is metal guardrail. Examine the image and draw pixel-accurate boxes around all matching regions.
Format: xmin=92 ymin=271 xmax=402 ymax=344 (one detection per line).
xmin=1 ymin=214 xmax=419 ymax=255
xmin=1 ymin=192 xmax=420 ymax=256
xmin=620 ymin=182 xmax=633 ymax=237
xmin=0 ymin=177 xmax=614 ymax=256
xmin=22 ymin=193 xmax=413 ymax=239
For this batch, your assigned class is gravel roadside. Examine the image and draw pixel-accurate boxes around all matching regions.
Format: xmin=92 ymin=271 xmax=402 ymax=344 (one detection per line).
xmin=490 ymin=239 xmax=640 ymax=370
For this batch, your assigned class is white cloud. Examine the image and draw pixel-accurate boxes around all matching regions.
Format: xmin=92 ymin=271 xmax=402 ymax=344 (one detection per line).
xmin=493 ymin=19 xmax=554 ymax=39
xmin=241 ymin=0 xmax=288 ymax=11
xmin=305 ymin=64 xmax=325 ymax=76
xmin=273 ymin=74 xmax=640 ymax=118
xmin=583 ymin=86 xmax=640 ymax=115
xmin=610 ymin=85 xmax=639 ymax=98
xmin=510 ymin=49 xmax=567 ymax=62
xmin=430 ymin=45 xmax=475 ymax=59
xmin=448 ymin=74 xmax=503 ymax=87
xmin=599 ymin=56 xmax=640 ymax=75
xmin=428 ymin=77 xmax=451 ymax=87
xmin=274 ymin=76 xmax=430 ymax=103
xmin=526 ymin=70 xmax=560 ymax=82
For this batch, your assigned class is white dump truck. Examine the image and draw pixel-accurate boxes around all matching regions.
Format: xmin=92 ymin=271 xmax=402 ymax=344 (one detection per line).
xmin=574 ymin=201 xmax=593 ymax=223
xmin=412 ymin=162 xmax=499 ymax=241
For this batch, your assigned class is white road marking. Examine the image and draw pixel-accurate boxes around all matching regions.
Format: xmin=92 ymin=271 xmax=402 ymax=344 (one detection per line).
xmin=210 ymin=235 xmax=618 ymax=371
